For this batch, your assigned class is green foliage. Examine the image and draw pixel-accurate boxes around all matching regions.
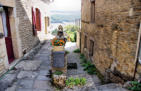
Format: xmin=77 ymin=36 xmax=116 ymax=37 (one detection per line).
xmin=80 ymin=54 xmax=85 ymax=59
xmin=65 ymin=50 xmax=70 ymax=54
xmin=54 ymin=71 xmax=63 ymax=75
xmin=75 ymin=78 xmax=81 ymax=85
xmin=79 ymin=55 xmax=97 ymax=75
xmin=79 ymin=54 xmax=105 ymax=83
xmin=73 ymin=49 xmax=81 ymax=53
xmin=66 ymin=77 xmax=87 ymax=88
xmin=64 ymin=25 xmax=79 ymax=42
xmin=128 ymin=81 xmax=141 ymax=91
xmin=80 ymin=78 xmax=87 ymax=85
xmin=52 ymin=28 xmax=58 ymax=35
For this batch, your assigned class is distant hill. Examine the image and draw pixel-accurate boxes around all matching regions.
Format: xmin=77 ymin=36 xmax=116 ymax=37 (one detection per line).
xmin=51 ymin=11 xmax=81 ymax=23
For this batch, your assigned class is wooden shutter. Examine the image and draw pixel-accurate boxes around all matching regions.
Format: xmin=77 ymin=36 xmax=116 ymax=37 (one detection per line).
xmin=32 ymin=7 xmax=37 ymax=36
xmin=36 ymin=8 xmax=41 ymax=31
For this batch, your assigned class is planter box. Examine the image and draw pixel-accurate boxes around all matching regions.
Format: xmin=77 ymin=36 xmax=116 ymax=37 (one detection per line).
xmin=53 ymin=46 xmax=64 ymax=51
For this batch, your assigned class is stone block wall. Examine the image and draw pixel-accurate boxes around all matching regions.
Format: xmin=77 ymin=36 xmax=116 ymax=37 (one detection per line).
xmin=15 ymin=0 xmax=50 ymax=53
xmin=15 ymin=0 xmax=39 ymax=53
xmin=81 ymin=0 xmax=141 ymax=81
xmin=0 ymin=15 xmax=8 ymax=74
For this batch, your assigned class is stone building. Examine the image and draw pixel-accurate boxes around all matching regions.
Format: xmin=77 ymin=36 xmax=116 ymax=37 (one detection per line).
xmin=0 ymin=0 xmax=51 ymax=75
xmin=81 ymin=0 xmax=141 ymax=82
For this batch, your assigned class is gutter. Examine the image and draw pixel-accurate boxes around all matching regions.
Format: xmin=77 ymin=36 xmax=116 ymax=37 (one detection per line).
xmin=133 ymin=22 xmax=141 ymax=80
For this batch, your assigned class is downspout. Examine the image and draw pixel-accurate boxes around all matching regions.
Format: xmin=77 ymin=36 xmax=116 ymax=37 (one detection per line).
xmin=133 ymin=22 xmax=141 ymax=80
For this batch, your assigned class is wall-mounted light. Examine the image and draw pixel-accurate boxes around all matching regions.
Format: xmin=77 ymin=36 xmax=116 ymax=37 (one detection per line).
xmin=0 ymin=4 xmax=4 ymax=13
xmin=0 ymin=33 xmax=4 ymax=39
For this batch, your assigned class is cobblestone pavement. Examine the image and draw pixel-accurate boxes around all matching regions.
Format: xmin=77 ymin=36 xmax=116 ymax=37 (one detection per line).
xmin=0 ymin=39 xmax=129 ymax=91
xmin=0 ymin=40 xmax=56 ymax=91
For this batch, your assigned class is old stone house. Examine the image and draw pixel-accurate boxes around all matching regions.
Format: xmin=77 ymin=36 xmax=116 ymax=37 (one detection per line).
xmin=0 ymin=0 xmax=51 ymax=75
xmin=81 ymin=0 xmax=141 ymax=82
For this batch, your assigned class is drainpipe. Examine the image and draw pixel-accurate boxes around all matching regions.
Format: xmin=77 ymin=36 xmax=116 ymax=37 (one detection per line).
xmin=133 ymin=42 xmax=140 ymax=80
xmin=133 ymin=22 xmax=141 ymax=80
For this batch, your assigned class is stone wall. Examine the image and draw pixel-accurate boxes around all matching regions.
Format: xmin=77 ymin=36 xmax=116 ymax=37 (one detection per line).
xmin=0 ymin=0 xmax=51 ymax=75
xmin=0 ymin=0 xmax=17 ymax=75
xmin=0 ymin=12 xmax=8 ymax=74
xmin=81 ymin=0 xmax=141 ymax=81
xmin=15 ymin=0 xmax=50 ymax=54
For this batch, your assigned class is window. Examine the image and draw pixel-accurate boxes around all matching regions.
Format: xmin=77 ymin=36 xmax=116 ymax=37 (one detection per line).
xmin=89 ymin=40 xmax=94 ymax=56
xmin=91 ymin=1 xmax=95 ymax=23
xmin=84 ymin=35 xmax=87 ymax=48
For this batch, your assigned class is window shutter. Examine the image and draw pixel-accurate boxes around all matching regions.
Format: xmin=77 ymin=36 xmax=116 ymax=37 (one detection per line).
xmin=36 ymin=8 xmax=41 ymax=31
xmin=32 ymin=7 xmax=37 ymax=36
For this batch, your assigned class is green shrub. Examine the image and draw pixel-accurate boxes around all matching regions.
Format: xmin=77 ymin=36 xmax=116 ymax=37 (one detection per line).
xmin=75 ymin=78 xmax=81 ymax=85
xmin=79 ymin=54 xmax=97 ymax=75
xmin=80 ymin=54 xmax=85 ymax=59
xmin=66 ymin=77 xmax=87 ymax=88
xmin=79 ymin=54 xmax=105 ymax=83
xmin=128 ymin=81 xmax=141 ymax=91
xmin=65 ymin=50 xmax=70 ymax=54
xmin=73 ymin=49 xmax=81 ymax=53
xmin=54 ymin=71 xmax=63 ymax=75
xmin=80 ymin=78 xmax=87 ymax=85
xmin=65 ymin=25 xmax=78 ymax=42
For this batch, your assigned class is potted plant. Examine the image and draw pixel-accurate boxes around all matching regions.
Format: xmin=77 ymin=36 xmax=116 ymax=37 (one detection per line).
xmin=51 ymin=38 xmax=66 ymax=51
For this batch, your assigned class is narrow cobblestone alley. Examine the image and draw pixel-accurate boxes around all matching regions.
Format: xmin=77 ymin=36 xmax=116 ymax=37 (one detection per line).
xmin=1 ymin=0 xmax=141 ymax=91
xmin=0 ymin=36 xmax=129 ymax=91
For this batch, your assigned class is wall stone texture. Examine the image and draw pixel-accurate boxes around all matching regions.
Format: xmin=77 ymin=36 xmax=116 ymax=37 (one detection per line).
xmin=15 ymin=0 xmax=50 ymax=53
xmin=0 ymin=13 xmax=9 ymax=74
xmin=81 ymin=0 xmax=141 ymax=82
xmin=0 ymin=0 xmax=51 ymax=75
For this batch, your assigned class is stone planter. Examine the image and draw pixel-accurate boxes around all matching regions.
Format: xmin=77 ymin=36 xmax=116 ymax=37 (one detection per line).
xmin=53 ymin=46 xmax=64 ymax=51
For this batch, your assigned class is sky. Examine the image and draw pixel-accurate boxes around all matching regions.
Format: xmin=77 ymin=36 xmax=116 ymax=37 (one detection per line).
xmin=50 ymin=0 xmax=81 ymax=11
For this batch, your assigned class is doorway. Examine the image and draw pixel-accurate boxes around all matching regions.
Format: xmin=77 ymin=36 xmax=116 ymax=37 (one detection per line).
xmin=3 ymin=7 xmax=15 ymax=64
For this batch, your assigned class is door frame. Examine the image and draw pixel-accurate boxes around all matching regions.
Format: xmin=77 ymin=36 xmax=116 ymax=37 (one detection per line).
xmin=4 ymin=7 xmax=15 ymax=64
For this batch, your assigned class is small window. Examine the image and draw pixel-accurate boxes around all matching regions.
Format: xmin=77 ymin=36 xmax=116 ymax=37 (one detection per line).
xmin=91 ymin=1 xmax=95 ymax=23
xmin=89 ymin=40 xmax=94 ymax=56
xmin=84 ymin=35 xmax=87 ymax=48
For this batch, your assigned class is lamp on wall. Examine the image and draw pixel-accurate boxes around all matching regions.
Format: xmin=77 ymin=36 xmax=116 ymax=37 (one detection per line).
xmin=0 ymin=4 xmax=4 ymax=13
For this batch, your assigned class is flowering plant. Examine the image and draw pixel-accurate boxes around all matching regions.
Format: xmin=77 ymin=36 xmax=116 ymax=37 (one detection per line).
xmin=51 ymin=38 xmax=65 ymax=46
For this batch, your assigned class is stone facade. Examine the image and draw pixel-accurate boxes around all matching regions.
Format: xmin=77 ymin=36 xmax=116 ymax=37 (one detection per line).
xmin=81 ymin=0 xmax=141 ymax=81
xmin=0 ymin=0 xmax=51 ymax=75
xmin=0 ymin=0 xmax=16 ymax=75
xmin=15 ymin=0 xmax=51 ymax=53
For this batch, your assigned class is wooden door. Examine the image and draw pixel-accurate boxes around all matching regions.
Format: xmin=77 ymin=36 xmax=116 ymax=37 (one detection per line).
xmin=4 ymin=8 xmax=15 ymax=64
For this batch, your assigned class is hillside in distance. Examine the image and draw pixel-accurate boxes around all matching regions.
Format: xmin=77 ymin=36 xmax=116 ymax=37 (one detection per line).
xmin=51 ymin=11 xmax=81 ymax=23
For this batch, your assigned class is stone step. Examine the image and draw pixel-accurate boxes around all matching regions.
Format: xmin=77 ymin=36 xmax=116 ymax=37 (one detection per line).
xmin=96 ymin=83 xmax=129 ymax=91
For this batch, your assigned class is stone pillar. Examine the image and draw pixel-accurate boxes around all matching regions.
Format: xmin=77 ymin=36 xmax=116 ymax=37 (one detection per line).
xmin=10 ymin=7 xmax=23 ymax=58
